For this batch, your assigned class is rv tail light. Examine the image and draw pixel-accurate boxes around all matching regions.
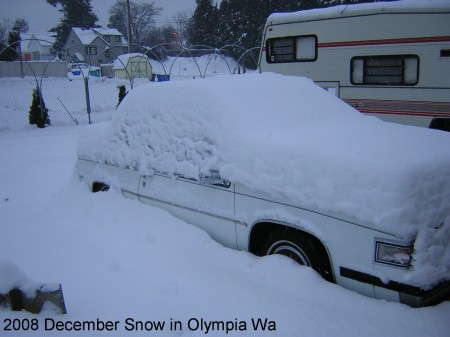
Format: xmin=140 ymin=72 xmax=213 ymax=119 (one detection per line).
xmin=375 ymin=241 xmax=412 ymax=267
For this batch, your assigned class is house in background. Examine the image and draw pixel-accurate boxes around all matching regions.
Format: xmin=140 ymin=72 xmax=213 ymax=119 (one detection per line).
xmin=20 ymin=34 xmax=55 ymax=61
xmin=63 ymin=27 xmax=128 ymax=66
xmin=114 ymin=53 xmax=152 ymax=80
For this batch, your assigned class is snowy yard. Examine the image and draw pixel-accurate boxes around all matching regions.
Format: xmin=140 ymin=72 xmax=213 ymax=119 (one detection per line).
xmin=1 ymin=126 xmax=450 ymax=336
xmin=0 ymin=76 xmax=449 ymax=336
xmin=0 ymin=55 xmax=240 ymax=132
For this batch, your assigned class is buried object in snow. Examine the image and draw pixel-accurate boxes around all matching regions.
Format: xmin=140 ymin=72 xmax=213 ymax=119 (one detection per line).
xmin=0 ymin=259 xmax=66 ymax=314
xmin=0 ymin=284 xmax=67 ymax=314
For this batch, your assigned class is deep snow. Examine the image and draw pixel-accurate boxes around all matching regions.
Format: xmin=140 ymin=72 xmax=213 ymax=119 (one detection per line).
xmin=0 ymin=126 xmax=449 ymax=337
xmin=1 ymin=0 xmax=449 ymax=332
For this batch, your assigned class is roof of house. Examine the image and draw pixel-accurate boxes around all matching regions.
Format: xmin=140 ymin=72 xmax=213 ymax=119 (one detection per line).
xmin=70 ymin=27 xmax=127 ymax=47
xmin=20 ymin=33 xmax=55 ymax=51
xmin=72 ymin=27 xmax=104 ymax=45
xmin=32 ymin=34 xmax=55 ymax=46
xmin=92 ymin=28 xmax=122 ymax=36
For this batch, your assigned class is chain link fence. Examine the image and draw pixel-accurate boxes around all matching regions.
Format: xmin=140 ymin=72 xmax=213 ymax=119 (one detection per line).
xmin=0 ymin=76 xmax=152 ymax=132
xmin=0 ymin=42 xmax=259 ymax=132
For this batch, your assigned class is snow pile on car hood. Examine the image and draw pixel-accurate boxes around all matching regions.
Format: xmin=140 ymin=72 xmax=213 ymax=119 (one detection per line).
xmin=78 ymin=73 xmax=450 ymax=240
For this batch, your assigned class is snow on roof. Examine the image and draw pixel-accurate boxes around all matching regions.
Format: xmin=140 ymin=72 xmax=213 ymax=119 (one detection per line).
xmin=113 ymin=53 xmax=150 ymax=69
xmin=78 ymin=73 xmax=450 ymax=238
xmin=74 ymin=52 xmax=85 ymax=62
xmin=92 ymin=28 xmax=122 ymax=36
xmin=31 ymin=34 xmax=55 ymax=46
xmin=72 ymin=27 xmax=104 ymax=45
xmin=20 ymin=34 xmax=55 ymax=51
xmin=267 ymin=0 xmax=450 ymax=24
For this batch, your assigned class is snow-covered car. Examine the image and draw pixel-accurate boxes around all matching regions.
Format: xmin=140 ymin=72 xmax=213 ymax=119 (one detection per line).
xmin=76 ymin=73 xmax=450 ymax=307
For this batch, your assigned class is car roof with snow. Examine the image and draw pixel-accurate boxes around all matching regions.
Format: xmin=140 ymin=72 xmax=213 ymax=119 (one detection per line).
xmin=78 ymin=73 xmax=450 ymax=237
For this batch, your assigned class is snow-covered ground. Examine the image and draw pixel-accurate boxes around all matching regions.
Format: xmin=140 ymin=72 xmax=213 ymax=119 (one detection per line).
xmin=0 ymin=96 xmax=449 ymax=335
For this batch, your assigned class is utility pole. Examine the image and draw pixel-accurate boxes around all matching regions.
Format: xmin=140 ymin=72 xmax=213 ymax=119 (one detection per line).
xmin=126 ymin=0 xmax=132 ymax=53
xmin=14 ymin=26 xmax=24 ymax=78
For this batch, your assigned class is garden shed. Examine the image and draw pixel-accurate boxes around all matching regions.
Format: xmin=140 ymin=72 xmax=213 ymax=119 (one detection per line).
xmin=113 ymin=53 xmax=152 ymax=80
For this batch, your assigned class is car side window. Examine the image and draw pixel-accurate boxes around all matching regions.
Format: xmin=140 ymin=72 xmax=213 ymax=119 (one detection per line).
xmin=199 ymin=170 xmax=231 ymax=188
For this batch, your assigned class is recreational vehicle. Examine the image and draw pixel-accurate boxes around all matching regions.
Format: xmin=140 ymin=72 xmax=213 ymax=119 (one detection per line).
xmin=258 ymin=0 xmax=450 ymax=128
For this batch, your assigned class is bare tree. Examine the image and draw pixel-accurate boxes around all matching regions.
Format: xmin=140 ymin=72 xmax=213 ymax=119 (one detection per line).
xmin=171 ymin=10 xmax=192 ymax=46
xmin=0 ymin=19 xmax=11 ymax=44
xmin=108 ymin=1 xmax=128 ymax=39
xmin=108 ymin=0 xmax=162 ymax=46
xmin=12 ymin=19 xmax=29 ymax=34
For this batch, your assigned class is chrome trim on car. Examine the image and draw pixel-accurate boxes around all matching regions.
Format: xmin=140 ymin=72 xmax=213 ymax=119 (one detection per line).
xmin=122 ymin=188 xmax=246 ymax=226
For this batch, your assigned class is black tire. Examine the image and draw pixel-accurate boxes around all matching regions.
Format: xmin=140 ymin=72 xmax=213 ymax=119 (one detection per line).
xmin=260 ymin=228 xmax=333 ymax=282
xmin=92 ymin=182 xmax=110 ymax=193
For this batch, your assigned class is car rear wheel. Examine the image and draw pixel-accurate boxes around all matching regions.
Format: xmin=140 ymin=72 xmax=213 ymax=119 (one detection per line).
xmin=260 ymin=229 xmax=332 ymax=281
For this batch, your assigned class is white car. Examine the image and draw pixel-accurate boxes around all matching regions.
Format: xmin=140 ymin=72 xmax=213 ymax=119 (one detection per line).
xmin=76 ymin=73 xmax=450 ymax=307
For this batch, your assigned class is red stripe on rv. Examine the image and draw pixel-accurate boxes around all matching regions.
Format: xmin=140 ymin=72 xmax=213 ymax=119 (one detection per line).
xmin=319 ymin=36 xmax=450 ymax=48
xmin=343 ymin=99 xmax=450 ymax=117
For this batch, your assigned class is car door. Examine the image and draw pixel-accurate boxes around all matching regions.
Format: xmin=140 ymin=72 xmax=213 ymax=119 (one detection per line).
xmin=138 ymin=171 xmax=237 ymax=249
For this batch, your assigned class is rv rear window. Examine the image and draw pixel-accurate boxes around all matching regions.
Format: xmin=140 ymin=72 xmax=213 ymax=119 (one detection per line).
xmin=351 ymin=55 xmax=419 ymax=86
xmin=266 ymin=35 xmax=317 ymax=63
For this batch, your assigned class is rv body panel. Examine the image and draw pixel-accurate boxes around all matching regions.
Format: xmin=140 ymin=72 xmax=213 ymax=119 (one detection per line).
xmin=259 ymin=3 xmax=450 ymax=127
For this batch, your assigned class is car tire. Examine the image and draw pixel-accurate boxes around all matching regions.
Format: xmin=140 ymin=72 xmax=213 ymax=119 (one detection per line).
xmin=92 ymin=182 xmax=110 ymax=193
xmin=260 ymin=229 xmax=332 ymax=281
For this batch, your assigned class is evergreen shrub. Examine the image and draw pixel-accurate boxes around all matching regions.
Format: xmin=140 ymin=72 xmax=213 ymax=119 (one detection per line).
xmin=29 ymin=86 xmax=50 ymax=128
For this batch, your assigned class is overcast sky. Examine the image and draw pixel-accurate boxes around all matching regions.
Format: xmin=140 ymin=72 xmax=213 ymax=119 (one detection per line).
xmin=0 ymin=0 xmax=213 ymax=34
